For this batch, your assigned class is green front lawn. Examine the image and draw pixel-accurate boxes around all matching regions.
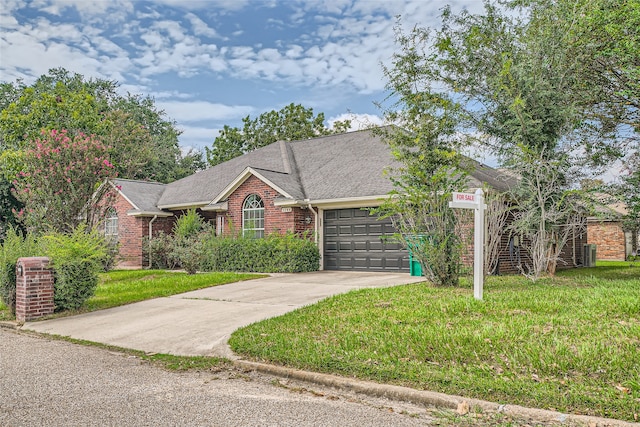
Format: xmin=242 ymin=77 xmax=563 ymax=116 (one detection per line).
xmin=229 ymin=261 xmax=640 ymax=422
xmin=86 ymin=270 xmax=262 ymax=312
xmin=0 ymin=270 xmax=263 ymax=319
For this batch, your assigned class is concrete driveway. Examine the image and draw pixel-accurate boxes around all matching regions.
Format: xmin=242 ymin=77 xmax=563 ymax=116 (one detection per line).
xmin=23 ymin=271 xmax=424 ymax=358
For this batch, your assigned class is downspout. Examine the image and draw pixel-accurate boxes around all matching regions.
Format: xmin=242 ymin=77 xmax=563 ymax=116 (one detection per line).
xmin=148 ymin=215 xmax=158 ymax=269
xmin=307 ymin=202 xmax=318 ymax=244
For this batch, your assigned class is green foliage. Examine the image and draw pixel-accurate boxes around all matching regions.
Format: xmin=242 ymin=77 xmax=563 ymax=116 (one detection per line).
xmin=205 ymin=103 xmax=350 ymax=166
xmin=0 ymin=68 xmax=114 ymax=150
xmin=547 ymin=0 xmax=640 ymax=165
xmin=387 ymin=2 xmax=631 ymax=281
xmin=41 ymin=225 xmax=110 ymax=311
xmin=173 ymin=209 xmax=207 ymax=239
xmin=376 ymin=24 xmax=468 ymax=287
xmin=148 ymin=229 xmax=319 ymax=273
xmin=0 ymin=176 xmax=23 ymax=237
xmin=13 ymin=129 xmax=116 ymax=234
xmin=0 ymin=68 xmax=203 ymax=185
xmin=201 ymin=232 xmax=320 ymax=273
xmin=145 ymin=232 xmax=179 ymax=270
xmin=0 ymin=227 xmax=39 ymax=314
xmin=165 ymin=210 xmax=210 ymax=274
xmin=615 ymin=155 xmax=640 ymax=256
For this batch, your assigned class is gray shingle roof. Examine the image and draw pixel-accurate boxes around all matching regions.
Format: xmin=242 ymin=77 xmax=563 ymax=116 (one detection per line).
xmin=112 ymin=178 xmax=168 ymax=215
xmin=146 ymin=127 xmax=515 ymax=209
xmin=157 ymin=142 xmax=287 ymax=208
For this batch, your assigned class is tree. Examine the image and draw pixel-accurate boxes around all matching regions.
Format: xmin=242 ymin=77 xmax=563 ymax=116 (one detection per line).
xmin=531 ymin=0 xmax=640 ymax=167
xmin=419 ymin=2 xmax=602 ymax=279
xmin=0 ymin=68 xmax=203 ymax=184
xmin=12 ymin=129 xmax=116 ymax=234
xmin=206 ymin=103 xmax=350 ymax=166
xmin=506 ymin=148 xmax=585 ymax=279
xmin=616 ymin=155 xmax=640 ymax=257
xmin=0 ymin=68 xmax=116 ymax=150
xmin=381 ymin=0 xmax=638 ymax=280
xmin=376 ymin=25 xmax=469 ymax=287
xmin=0 ymin=178 xmax=23 ymax=240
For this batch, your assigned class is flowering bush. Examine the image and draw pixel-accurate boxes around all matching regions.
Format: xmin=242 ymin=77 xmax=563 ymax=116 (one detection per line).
xmin=12 ymin=129 xmax=117 ymax=234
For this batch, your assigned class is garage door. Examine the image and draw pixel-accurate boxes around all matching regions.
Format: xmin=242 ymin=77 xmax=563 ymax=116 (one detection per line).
xmin=323 ymin=208 xmax=409 ymax=272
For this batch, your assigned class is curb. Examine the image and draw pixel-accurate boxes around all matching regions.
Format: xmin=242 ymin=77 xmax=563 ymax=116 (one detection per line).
xmin=234 ymin=360 xmax=639 ymax=427
xmin=0 ymin=320 xmax=20 ymax=330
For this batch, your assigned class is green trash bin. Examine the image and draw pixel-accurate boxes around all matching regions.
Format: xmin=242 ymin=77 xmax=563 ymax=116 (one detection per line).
xmin=407 ymin=235 xmax=427 ymax=277
xmin=409 ymin=252 xmax=422 ymax=276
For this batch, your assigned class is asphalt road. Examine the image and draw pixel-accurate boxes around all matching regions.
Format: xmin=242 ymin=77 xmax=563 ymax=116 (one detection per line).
xmin=0 ymin=328 xmax=432 ymax=427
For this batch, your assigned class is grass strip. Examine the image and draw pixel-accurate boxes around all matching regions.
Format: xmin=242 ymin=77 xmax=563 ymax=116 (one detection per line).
xmin=229 ymin=261 xmax=640 ymax=422
xmin=39 ymin=333 xmax=232 ymax=371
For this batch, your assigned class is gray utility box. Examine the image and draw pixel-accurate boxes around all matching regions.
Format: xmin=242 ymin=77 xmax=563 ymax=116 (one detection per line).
xmin=583 ymin=244 xmax=597 ymax=267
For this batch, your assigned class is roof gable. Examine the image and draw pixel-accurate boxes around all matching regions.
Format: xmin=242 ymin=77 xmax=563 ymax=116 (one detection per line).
xmin=208 ymin=167 xmax=299 ymax=205
xmin=111 ymin=179 xmax=171 ymax=216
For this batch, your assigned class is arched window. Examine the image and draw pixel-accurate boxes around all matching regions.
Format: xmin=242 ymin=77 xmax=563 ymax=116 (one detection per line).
xmin=104 ymin=207 xmax=118 ymax=241
xmin=243 ymin=194 xmax=264 ymax=238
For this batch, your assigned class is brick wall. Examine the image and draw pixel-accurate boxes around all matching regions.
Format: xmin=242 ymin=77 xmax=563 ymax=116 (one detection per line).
xmin=224 ymin=175 xmax=314 ymax=236
xmin=110 ymin=193 xmax=176 ymax=268
xmin=15 ymin=257 xmax=54 ymax=322
xmin=111 ymin=194 xmax=145 ymax=268
xmin=587 ymin=221 xmax=626 ymax=260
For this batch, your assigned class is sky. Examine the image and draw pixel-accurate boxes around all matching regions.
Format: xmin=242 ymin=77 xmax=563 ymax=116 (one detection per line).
xmin=0 ymin=0 xmax=489 ymax=157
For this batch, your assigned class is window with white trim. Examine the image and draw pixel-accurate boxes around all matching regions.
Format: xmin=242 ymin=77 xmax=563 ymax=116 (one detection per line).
xmin=104 ymin=207 xmax=118 ymax=241
xmin=242 ymin=194 xmax=264 ymax=238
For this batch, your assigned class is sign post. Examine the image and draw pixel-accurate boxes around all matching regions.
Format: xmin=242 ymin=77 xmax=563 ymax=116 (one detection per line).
xmin=449 ymin=188 xmax=486 ymax=300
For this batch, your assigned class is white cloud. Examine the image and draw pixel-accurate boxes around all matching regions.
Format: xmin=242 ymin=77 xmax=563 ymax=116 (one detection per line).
xmin=158 ymin=100 xmax=254 ymax=123
xmin=151 ymin=0 xmax=251 ymax=12
xmin=185 ymin=13 xmax=220 ymax=38
xmin=328 ymin=113 xmax=384 ymax=131
xmin=177 ymin=125 xmax=219 ymax=150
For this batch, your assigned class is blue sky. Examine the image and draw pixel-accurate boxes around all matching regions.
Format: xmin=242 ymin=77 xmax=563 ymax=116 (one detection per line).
xmin=1 ymin=0 xmax=487 ymax=156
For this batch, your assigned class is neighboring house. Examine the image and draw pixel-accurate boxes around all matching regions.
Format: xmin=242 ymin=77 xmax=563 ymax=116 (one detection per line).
xmin=587 ymin=202 xmax=637 ymax=261
xmin=104 ymin=128 xmax=583 ymax=272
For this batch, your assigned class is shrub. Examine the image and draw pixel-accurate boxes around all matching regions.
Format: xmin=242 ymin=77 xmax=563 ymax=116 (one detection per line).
xmin=146 ymin=232 xmax=179 ymax=270
xmin=170 ymin=234 xmax=208 ymax=274
xmin=41 ymin=225 xmax=110 ymax=311
xmin=202 ymin=232 xmax=320 ymax=273
xmin=174 ymin=209 xmax=207 ymax=239
xmin=0 ymin=227 xmax=39 ymax=314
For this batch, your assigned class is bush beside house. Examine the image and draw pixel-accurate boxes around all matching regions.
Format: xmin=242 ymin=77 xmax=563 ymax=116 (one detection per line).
xmin=0 ymin=226 xmax=111 ymax=314
xmin=145 ymin=209 xmax=320 ymax=274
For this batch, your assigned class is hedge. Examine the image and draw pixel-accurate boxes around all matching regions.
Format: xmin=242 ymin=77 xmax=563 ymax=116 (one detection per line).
xmin=201 ymin=233 xmax=320 ymax=273
xmin=145 ymin=230 xmax=317 ymax=273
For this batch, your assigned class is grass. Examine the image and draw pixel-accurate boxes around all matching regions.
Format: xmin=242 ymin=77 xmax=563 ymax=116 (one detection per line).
xmin=0 ymin=300 xmax=10 ymax=321
xmin=48 ymin=334 xmax=232 ymax=372
xmin=0 ymin=269 xmax=263 ymax=319
xmin=85 ymin=270 xmax=262 ymax=312
xmin=229 ymin=261 xmax=640 ymax=422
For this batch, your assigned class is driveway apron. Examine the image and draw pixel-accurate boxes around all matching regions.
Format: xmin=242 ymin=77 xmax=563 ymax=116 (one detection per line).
xmin=22 ymin=271 xmax=423 ymax=358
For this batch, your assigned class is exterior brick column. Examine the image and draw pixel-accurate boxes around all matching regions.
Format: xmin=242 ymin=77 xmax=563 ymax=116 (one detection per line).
xmin=15 ymin=257 xmax=55 ymax=322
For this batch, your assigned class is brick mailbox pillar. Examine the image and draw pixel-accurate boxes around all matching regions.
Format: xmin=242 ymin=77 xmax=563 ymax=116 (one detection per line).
xmin=15 ymin=257 xmax=55 ymax=322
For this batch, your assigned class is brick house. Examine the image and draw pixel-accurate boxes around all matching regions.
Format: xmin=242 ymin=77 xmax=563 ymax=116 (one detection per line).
xmin=587 ymin=202 xmax=637 ymax=261
xmin=104 ymin=128 xmax=585 ymax=272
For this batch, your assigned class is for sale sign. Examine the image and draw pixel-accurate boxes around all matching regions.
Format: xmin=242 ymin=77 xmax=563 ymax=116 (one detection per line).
xmin=449 ymin=189 xmax=486 ymax=300
xmin=449 ymin=192 xmax=479 ymax=209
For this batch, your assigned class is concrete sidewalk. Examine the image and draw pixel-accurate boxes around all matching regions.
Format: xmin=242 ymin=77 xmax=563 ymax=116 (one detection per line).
xmin=23 ymin=271 xmax=423 ymax=358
